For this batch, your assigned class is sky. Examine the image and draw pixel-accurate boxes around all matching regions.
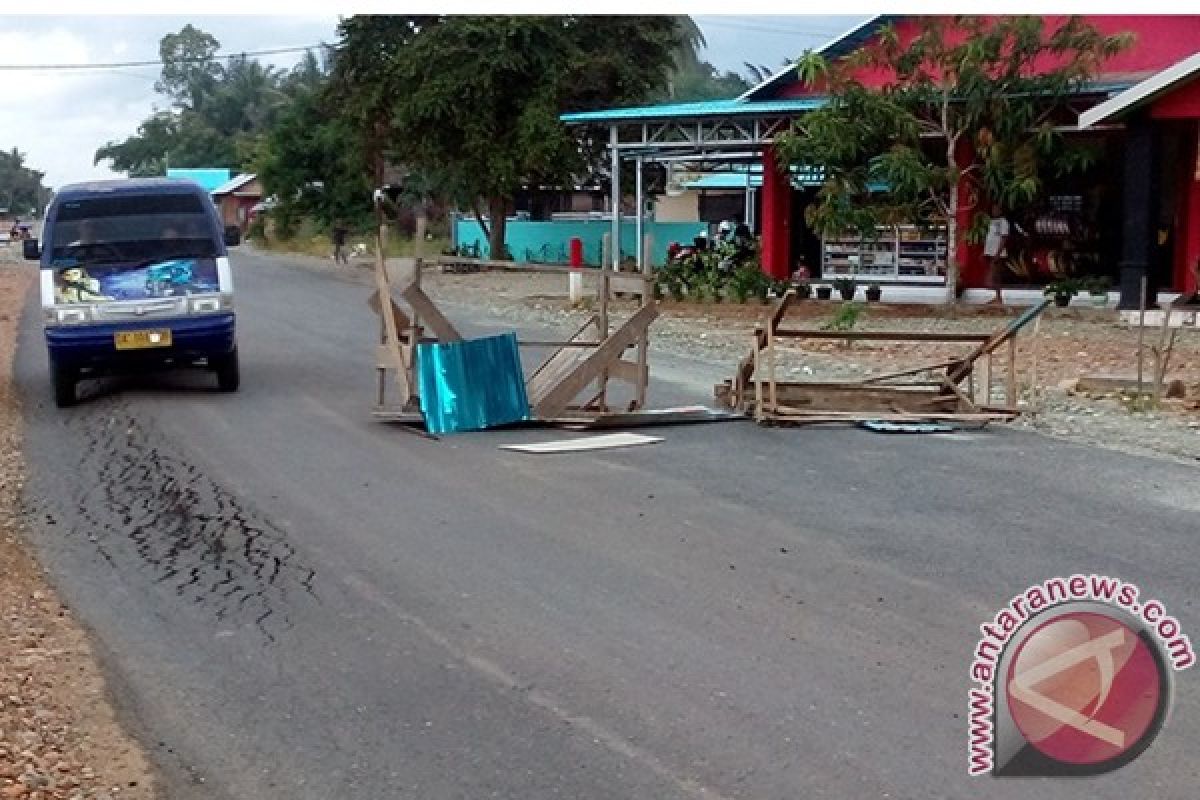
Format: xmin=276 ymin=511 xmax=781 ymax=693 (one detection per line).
xmin=0 ymin=14 xmax=870 ymax=193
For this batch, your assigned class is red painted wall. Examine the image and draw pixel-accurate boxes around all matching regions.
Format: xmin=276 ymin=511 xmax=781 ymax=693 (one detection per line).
xmin=1153 ymin=77 xmax=1200 ymax=119
xmin=779 ymin=16 xmax=1200 ymax=98
xmin=1176 ymin=123 xmax=1200 ymax=294
xmin=760 ymin=147 xmax=792 ymax=280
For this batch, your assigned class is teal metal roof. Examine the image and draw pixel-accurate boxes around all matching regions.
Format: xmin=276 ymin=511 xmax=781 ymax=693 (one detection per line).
xmin=560 ymin=97 xmax=825 ymax=124
xmin=166 ymin=168 xmax=232 ymax=193
xmin=685 ymin=167 xmax=886 ymax=192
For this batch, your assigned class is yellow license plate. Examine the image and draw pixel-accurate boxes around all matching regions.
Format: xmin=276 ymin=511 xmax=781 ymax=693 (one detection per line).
xmin=114 ymin=329 xmax=173 ymax=350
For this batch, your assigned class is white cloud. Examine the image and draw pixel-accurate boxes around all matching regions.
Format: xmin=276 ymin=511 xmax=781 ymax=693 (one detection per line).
xmin=0 ymin=15 xmax=338 ymax=190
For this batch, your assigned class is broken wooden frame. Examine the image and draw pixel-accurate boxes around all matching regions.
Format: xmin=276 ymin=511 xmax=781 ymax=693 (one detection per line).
xmin=716 ymin=292 xmax=1052 ymax=425
xmin=369 ymin=226 xmax=660 ymax=426
xmin=524 ymin=271 xmax=658 ymax=420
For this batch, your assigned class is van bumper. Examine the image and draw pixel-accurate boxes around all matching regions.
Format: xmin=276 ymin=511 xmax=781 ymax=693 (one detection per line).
xmin=45 ymin=313 xmax=236 ymax=368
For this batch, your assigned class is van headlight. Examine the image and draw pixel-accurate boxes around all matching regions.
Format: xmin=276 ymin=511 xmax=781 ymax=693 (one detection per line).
xmin=45 ymin=307 xmax=92 ymax=325
xmin=190 ymin=294 xmax=232 ymax=313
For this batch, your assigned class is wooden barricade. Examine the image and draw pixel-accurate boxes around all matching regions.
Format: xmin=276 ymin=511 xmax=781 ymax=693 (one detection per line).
xmin=717 ymin=293 xmax=1051 ymax=426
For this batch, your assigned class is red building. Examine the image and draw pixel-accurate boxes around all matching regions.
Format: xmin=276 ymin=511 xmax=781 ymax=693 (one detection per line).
xmin=562 ymin=15 xmax=1200 ymax=305
xmin=211 ymin=173 xmax=263 ymax=233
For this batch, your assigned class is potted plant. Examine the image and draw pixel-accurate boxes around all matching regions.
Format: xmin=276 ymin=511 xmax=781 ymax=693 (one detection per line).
xmin=1044 ymin=277 xmax=1081 ymax=308
xmin=833 ymin=276 xmax=858 ymax=301
xmin=864 ymin=282 xmax=883 ymax=303
xmin=1083 ymin=276 xmax=1110 ymax=307
xmin=815 ymin=284 xmax=833 ymax=300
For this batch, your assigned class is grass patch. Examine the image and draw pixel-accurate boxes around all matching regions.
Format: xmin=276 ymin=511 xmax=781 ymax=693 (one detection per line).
xmin=255 ymin=218 xmax=449 ymax=261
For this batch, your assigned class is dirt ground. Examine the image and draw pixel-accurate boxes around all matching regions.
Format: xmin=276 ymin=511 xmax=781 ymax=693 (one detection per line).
xmin=0 ymin=253 xmax=158 ymax=799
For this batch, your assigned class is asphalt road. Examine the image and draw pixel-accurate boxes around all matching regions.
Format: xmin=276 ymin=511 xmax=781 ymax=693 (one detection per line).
xmin=13 ymin=249 xmax=1200 ymax=799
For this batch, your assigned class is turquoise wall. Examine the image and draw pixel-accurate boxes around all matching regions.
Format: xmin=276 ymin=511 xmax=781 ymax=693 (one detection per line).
xmin=452 ymin=217 xmax=708 ymax=267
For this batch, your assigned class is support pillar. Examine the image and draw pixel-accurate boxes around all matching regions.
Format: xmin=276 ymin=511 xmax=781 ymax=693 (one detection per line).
xmin=610 ymin=125 xmax=621 ymax=272
xmin=1118 ymin=115 xmax=1160 ymax=309
xmin=760 ymin=146 xmax=792 ymax=281
xmin=635 ymin=155 xmax=644 ymax=271
xmin=954 ymin=138 xmax=984 ymax=292
xmin=1176 ymin=121 xmax=1200 ymax=296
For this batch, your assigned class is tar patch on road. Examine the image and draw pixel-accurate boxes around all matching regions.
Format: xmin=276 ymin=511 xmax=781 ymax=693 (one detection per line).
xmin=27 ymin=396 xmax=318 ymax=642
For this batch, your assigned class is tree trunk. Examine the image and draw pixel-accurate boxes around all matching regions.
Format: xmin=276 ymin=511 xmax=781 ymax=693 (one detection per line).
xmin=945 ymin=187 xmax=959 ymax=304
xmin=414 ymin=204 xmax=428 ymax=261
xmin=487 ymin=196 xmax=508 ymax=261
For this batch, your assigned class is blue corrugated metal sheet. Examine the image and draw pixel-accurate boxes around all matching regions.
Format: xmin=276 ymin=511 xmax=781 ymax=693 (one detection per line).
xmin=166 ymin=169 xmax=232 ymax=193
xmin=560 ymin=97 xmax=825 ymax=124
xmin=417 ymin=333 xmax=530 ymax=434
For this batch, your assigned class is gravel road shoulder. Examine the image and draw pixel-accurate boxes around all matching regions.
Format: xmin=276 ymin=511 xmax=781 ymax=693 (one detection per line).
xmin=0 ymin=257 xmax=158 ymax=800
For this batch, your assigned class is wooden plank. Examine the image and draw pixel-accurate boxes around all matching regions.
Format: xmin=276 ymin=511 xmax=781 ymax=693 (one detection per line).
xmin=605 ymin=272 xmax=653 ymax=297
xmin=389 ymin=257 xmax=420 ymax=291
xmin=531 ymin=302 xmax=660 ymax=419
xmin=773 ymin=330 xmax=992 ymax=342
xmin=367 ymin=290 xmax=412 ymax=331
xmin=400 ymin=283 xmax=462 ymax=342
xmin=768 ymin=406 xmax=1012 ymax=421
xmin=861 ymin=358 xmax=961 ymax=384
xmin=526 ymin=315 xmax=600 ymax=403
xmin=607 ymin=358 xmax=649 ymax=386
xmin=766 ymin=382 xmax=962 ymax=413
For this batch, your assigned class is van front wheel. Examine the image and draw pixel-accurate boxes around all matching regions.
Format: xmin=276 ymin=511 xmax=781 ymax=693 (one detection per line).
xmin=51 ymin=361 xmax=77 ymax=408
xmin=214 ymin=348 xmax=240 ymax=392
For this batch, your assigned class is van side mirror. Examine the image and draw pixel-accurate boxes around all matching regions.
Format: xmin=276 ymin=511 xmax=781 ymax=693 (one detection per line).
xmin=22 ymin=238 xmax=40 ymax=261
xmin=223 ymin=225 xmax=241 ymax=247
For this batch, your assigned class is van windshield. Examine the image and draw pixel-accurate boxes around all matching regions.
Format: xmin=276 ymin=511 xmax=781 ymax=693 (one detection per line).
xmin=49 ymin=194 xmax=220 ymax=264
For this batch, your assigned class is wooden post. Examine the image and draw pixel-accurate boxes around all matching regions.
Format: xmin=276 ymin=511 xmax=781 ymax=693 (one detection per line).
xmin=1029 ymin=311 xmax=1043 ymax=417
xmin=753 ymin=327 xmax=764 ymax=423
xmin=1136 ymin=274 xmax=1148 ymax=399
xmin=1006 ymin=336 xmax=1016 ymax=410
xmin=766 ymin=309 xmax=778 ymax=412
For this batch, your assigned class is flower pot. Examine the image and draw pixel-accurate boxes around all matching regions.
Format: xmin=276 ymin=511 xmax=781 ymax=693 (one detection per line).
xmin=838 ymin=287 xmax=857 ymax=301
xmin=865 ymin=287 xmax=882 ymax=303
xmin=1053 ymin=293 xmax=1072 ymax=308
xmin=815 ymin=286 xmax=832 ymax=300
xmin=795 ymin=284 xmax=812 ymax=300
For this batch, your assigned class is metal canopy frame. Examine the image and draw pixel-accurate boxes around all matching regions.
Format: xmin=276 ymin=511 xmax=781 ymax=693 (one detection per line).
xmin=589 ymin=112 xmax=802 ymax=271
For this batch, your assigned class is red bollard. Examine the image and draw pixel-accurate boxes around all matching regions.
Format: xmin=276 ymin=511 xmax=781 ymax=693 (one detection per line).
xmin=569 ymin=237 xmax=584 ymax=268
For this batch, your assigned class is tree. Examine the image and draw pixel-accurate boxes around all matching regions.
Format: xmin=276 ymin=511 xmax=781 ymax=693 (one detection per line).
xmin=652 ymin=59 xmax=752 ymax=103
xmin=331 ymin=15 xmax=684 ymax=259
xmin=97 ymin=25 xmax=292 ymax=176
xmin=0 ymin=147 xmax=51 ymax=216
xmin=156 ymin=24 xmax=224 ymax=112
xmin=777 ymin=16 xmax=1133 ymax=299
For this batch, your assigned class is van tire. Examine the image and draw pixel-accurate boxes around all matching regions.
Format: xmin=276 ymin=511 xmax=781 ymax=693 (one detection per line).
xmin=51 ymin=361 xmax=77 ymax=408
xmin=214 ymin=348 xmax=240 ymax=392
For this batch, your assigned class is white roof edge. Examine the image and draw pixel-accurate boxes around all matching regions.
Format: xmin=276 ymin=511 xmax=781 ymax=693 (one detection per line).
xmin=211 ymin=172 xmax=258 ymax=196
xmin=736 ymin=15 xmax=882 ymax=102
xmin=1079 ymin=51 xmax=1200 ymax=129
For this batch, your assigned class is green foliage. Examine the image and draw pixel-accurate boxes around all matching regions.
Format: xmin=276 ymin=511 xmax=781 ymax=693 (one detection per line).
xmin=1043 ymin=277 xmax=1082 ymax=297
xmin=1082 ymin=275 xmax=1110 ymax=295
xmin=652 ymin=59 xmax=752 ymax=103
xmin=777 ymin=16 xmax=1134 ymax=297
xmin=0 ymin=147 xmax=52 ymax=216
xmin=96 ymin=25 xmax=325 ymax=176
xmin=330 ymin=15 xmax=685 ymax=258
xmin=822 ymin=301 xmax=865 ymax=332
xmin=729 ymin=263 xmax=769 ymax=303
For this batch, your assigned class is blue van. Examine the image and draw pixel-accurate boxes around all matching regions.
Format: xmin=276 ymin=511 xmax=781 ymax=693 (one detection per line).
xmin=24 ymin=178 xmax=241 ymax=407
